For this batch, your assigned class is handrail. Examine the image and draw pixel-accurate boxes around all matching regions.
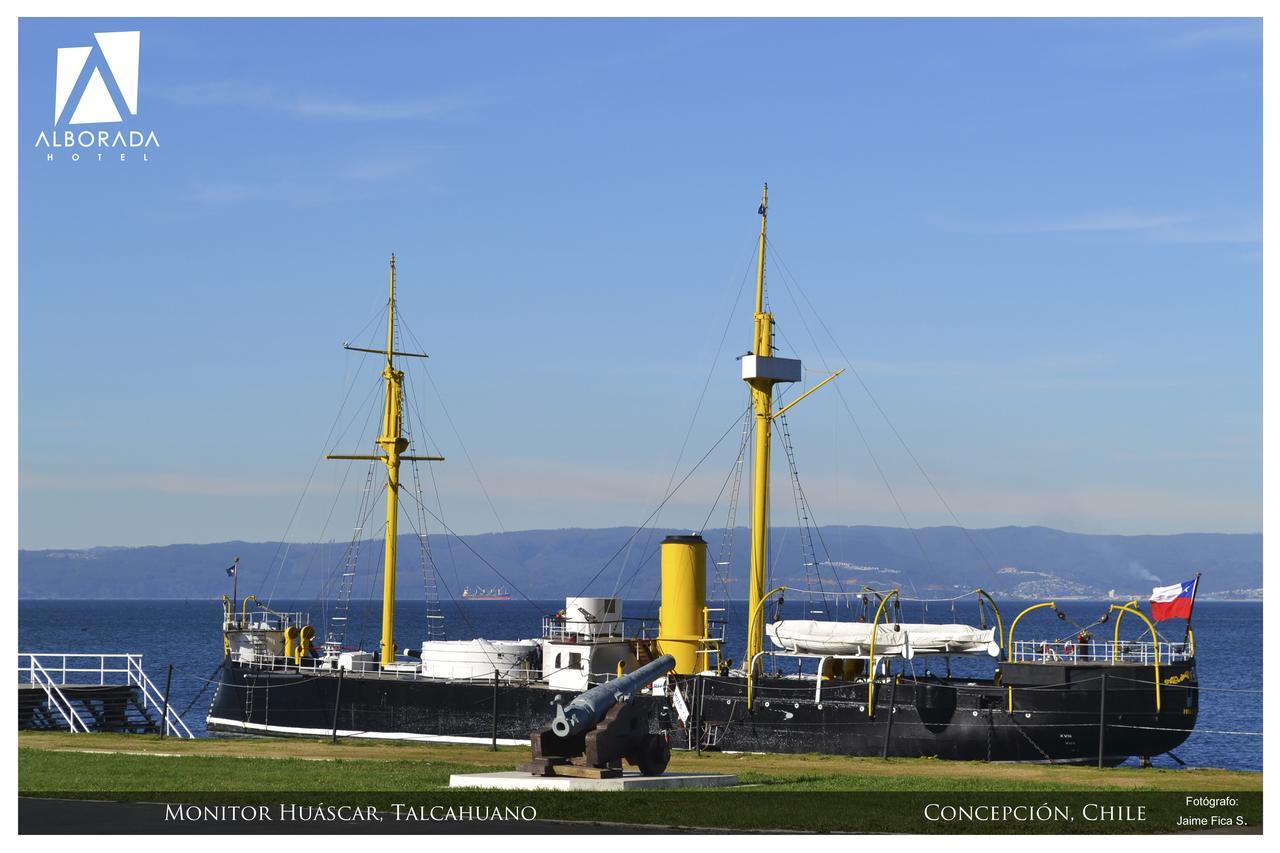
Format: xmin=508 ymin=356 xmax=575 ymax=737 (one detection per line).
xmin=745 ymin=586 xmax=786 ymax=707
xmin=27 ymin=657 xmax=89 ymax=733
xmin=1109 ymin=604 xmax=1161 ymax=712
xmin=866 ymin=588 xmax=902 ymax=716
xmin=974 ymin=588 xmax=1005 ymax=651
xmin=1008 ymin=639 xmax=1190 ymax=664
xmin=126 ymin=656 xmax=195 ymax=738
xmin=1006 ymin=601 xmax=1057 ymax=663
xmin=1111 ymin=601 xmax=1157 ymax=662
xmin=19 ymin=653 xmax=194 ymax=737
xmin=1111 ymin=597 xmax=1151 ymax=649
xmin=18 ymin=652 xmax=151 ymax=682
xmin=701 ymin=606 xmax=717 ymax=672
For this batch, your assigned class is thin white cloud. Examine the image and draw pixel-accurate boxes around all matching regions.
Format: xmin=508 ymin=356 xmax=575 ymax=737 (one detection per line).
xmin=21 ymin=471 xmax=326 ymax=498
xmin=936 ymin=209 xmax=1259 ymax=245
xmin=1149 ymin=21 xmax=1262 ymax=51
xmin=1144 ymin=220 xmax=1262 ymax=245
xmin=413 ymin=458 xmax=1261 ymax=537
xmin=287 ymin=95 xmax=460 ymax=121
xmin=187 ymin=180 xmax=273 ymax=203
xmin=850 ymin=353 xmax=1191 ymax=393
xmin=971 ymin=210 xmax=1193 ymax=235
xmin=338 ymin=155 xmax=430 ymax=183
xmin=160 ymin=80 xmax=465 ymax=122
xmin=162 ymin=80 xmax=275 ymax=108
xmin=186 ymin=151 xmax=434 ymax=203
xmin=854 ymin=353 xmax=1112 ymax=380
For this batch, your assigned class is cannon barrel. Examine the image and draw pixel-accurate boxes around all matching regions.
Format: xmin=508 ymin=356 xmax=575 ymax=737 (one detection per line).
xmin=551 ymin=654 xmax=676 ymax=737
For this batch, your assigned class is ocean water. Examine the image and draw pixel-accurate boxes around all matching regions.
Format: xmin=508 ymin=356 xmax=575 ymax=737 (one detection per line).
xmin=17 ymin=598 xmax=1262 ymax=771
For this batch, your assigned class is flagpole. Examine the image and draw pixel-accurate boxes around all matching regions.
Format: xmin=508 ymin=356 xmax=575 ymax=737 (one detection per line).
xmin=230 ymin=556 xmax=240 ymax=613
xmin=1185 ymin=572 xmax=1201 ymax=645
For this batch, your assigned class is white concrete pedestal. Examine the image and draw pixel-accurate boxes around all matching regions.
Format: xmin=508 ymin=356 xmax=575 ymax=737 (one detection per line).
xmin=448 ymin=770 xmax=739 ymax=792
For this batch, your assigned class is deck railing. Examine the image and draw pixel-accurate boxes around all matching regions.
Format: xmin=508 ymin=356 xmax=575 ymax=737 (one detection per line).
xmin=1008 ymin=639 xmax=1193 ymax=665
xmin=25 ymin=656 xmax=90 ymax=732
xmin=540 ymin=616 xmax=627 ymax=642
xmin=17 ymin=652 xmax=195 ymax=737
xmin=235 ymin=651 xmax=665 ymax=690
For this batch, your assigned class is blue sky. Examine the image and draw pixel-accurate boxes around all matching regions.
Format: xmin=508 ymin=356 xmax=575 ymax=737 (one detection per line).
xmin=18 ymin=18 xmax=1261 ymax=549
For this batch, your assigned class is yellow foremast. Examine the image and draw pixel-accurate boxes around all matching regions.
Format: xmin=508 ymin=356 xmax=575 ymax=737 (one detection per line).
xmin=327 ymin=255 xmax=442 ymax=666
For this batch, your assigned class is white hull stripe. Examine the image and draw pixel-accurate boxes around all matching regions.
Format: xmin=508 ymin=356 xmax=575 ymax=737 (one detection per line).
xmin=205 ymin=716 xmax=528 ymax=746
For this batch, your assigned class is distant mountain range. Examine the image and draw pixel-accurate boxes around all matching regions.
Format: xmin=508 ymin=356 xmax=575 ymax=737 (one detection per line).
xmin=17 ymin=525 xmax=1261 ymax=601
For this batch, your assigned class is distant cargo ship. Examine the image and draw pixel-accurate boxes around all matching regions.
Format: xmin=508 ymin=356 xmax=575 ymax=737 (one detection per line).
xmin=461 ymin=586 xmax=511 ymax=601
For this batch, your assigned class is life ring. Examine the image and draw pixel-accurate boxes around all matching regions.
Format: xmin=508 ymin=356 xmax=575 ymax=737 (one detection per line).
xmin=1063 ymin=641 xmax=1076 ymax=657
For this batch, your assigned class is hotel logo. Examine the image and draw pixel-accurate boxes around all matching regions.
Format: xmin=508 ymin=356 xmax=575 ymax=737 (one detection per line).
xmin=36 ymin=30 xmax=158 ymax=160
xmin=55 ymin=31 xmax=140 ymax=125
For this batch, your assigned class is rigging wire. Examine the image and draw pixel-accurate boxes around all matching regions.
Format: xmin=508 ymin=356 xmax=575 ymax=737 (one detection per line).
xmin=400 ymin=362 xmax=467 ymax=628
xmin=764 ymin=240 xmax=939 ymax=589
xmin=314 ymin=373 xmax=388 ymax=642
xmin=707 ymin=398 xmax=754 ymax=630
xmin=575 ymin=403 xmax=753 ymax=599
xmin=762 ymin=315 xmax=875 ymax=607
xmin=324 ymin=463 xmax=382 ymax=645
xmin=354 ymin=528 xmax=387 ymax=652
xmin=606 ymin=238 xmax=762 ymax=600
xmin=261 ymin=369 xmax=384 ymax=606
xmin=398 ymin=485 xmax=537 ymax=606
xmin=396 ymin=497 xmax=505 ymax=673
xmin=256 ymin=295 xmax=387 ymax=604
xmin=279 ymin=457 xmax=359 ymax=606
xmin=399 ymin=373 xmax=447 ymax=641
xmin=766 ymin=235 xmax=996 ymax=573
xmin=397 ymin=315 xmax=508 ymax=535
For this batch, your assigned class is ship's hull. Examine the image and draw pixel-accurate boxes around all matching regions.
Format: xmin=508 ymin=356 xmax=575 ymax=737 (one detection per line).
xmin=207 ymin=658 xmax=1196 ymax=763
xmin=687 ymin=660 xmax=1198 ymax=763
xmin=206 ymin=660 xmax=611 ymax=744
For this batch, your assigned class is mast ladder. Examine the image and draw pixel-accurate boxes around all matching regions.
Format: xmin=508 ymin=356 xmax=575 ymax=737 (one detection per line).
xmin=714 ymin=406 xmax=753 ymax=609
xmin=409 ymin=456 xmax=447 ymax=642
xmin=328 ymin=459 xmax=378 ymax=645
xmin=778 ymin=410 xmax=829 ymax=618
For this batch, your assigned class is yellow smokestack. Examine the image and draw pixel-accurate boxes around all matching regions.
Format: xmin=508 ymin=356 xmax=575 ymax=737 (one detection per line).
xmin=658 ymin=534 xmax=708 ymax=675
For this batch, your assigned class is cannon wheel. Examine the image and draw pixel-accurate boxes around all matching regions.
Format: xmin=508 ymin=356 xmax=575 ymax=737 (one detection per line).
xmin=635 ymin=734 xmax=671 ymax=776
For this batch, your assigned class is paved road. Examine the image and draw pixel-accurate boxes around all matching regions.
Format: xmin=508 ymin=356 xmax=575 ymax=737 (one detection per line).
xmin=19 ymin=797 xmax=707 ymax=834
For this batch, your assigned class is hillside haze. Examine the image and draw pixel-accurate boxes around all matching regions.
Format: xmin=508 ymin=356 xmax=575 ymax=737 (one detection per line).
xmin=18 ymin=525 xmax=1262 ymax=601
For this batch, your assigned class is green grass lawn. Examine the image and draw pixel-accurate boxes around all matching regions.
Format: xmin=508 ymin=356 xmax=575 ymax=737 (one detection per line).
xmin=18 ymin=733 xmax=1263 ymax=833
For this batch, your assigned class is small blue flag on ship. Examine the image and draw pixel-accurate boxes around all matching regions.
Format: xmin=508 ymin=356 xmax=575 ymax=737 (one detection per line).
xmin=226 ymin=563 xmax=237 ymax=577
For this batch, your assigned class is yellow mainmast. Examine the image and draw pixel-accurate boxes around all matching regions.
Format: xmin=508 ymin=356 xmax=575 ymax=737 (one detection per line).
xmin=745 ymin=184 xmax=774 ymax=671
xmin=741 ymin=186 xmax=843 ymax=674
xmin=328 ymin=254 xmax=442 ymax=666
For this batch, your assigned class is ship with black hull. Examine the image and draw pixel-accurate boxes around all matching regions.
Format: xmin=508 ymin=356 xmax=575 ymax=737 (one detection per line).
xmin=208 ymin=197 xmax=1199 ymax=765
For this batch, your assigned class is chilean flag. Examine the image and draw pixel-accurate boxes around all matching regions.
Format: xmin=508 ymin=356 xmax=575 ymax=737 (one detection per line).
xmin=1149 ymin=578 xmax=1197 ymax=621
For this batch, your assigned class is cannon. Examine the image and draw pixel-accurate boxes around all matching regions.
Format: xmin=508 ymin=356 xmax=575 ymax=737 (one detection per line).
xmin=520 ymin=654 xmax=676 ymax=779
